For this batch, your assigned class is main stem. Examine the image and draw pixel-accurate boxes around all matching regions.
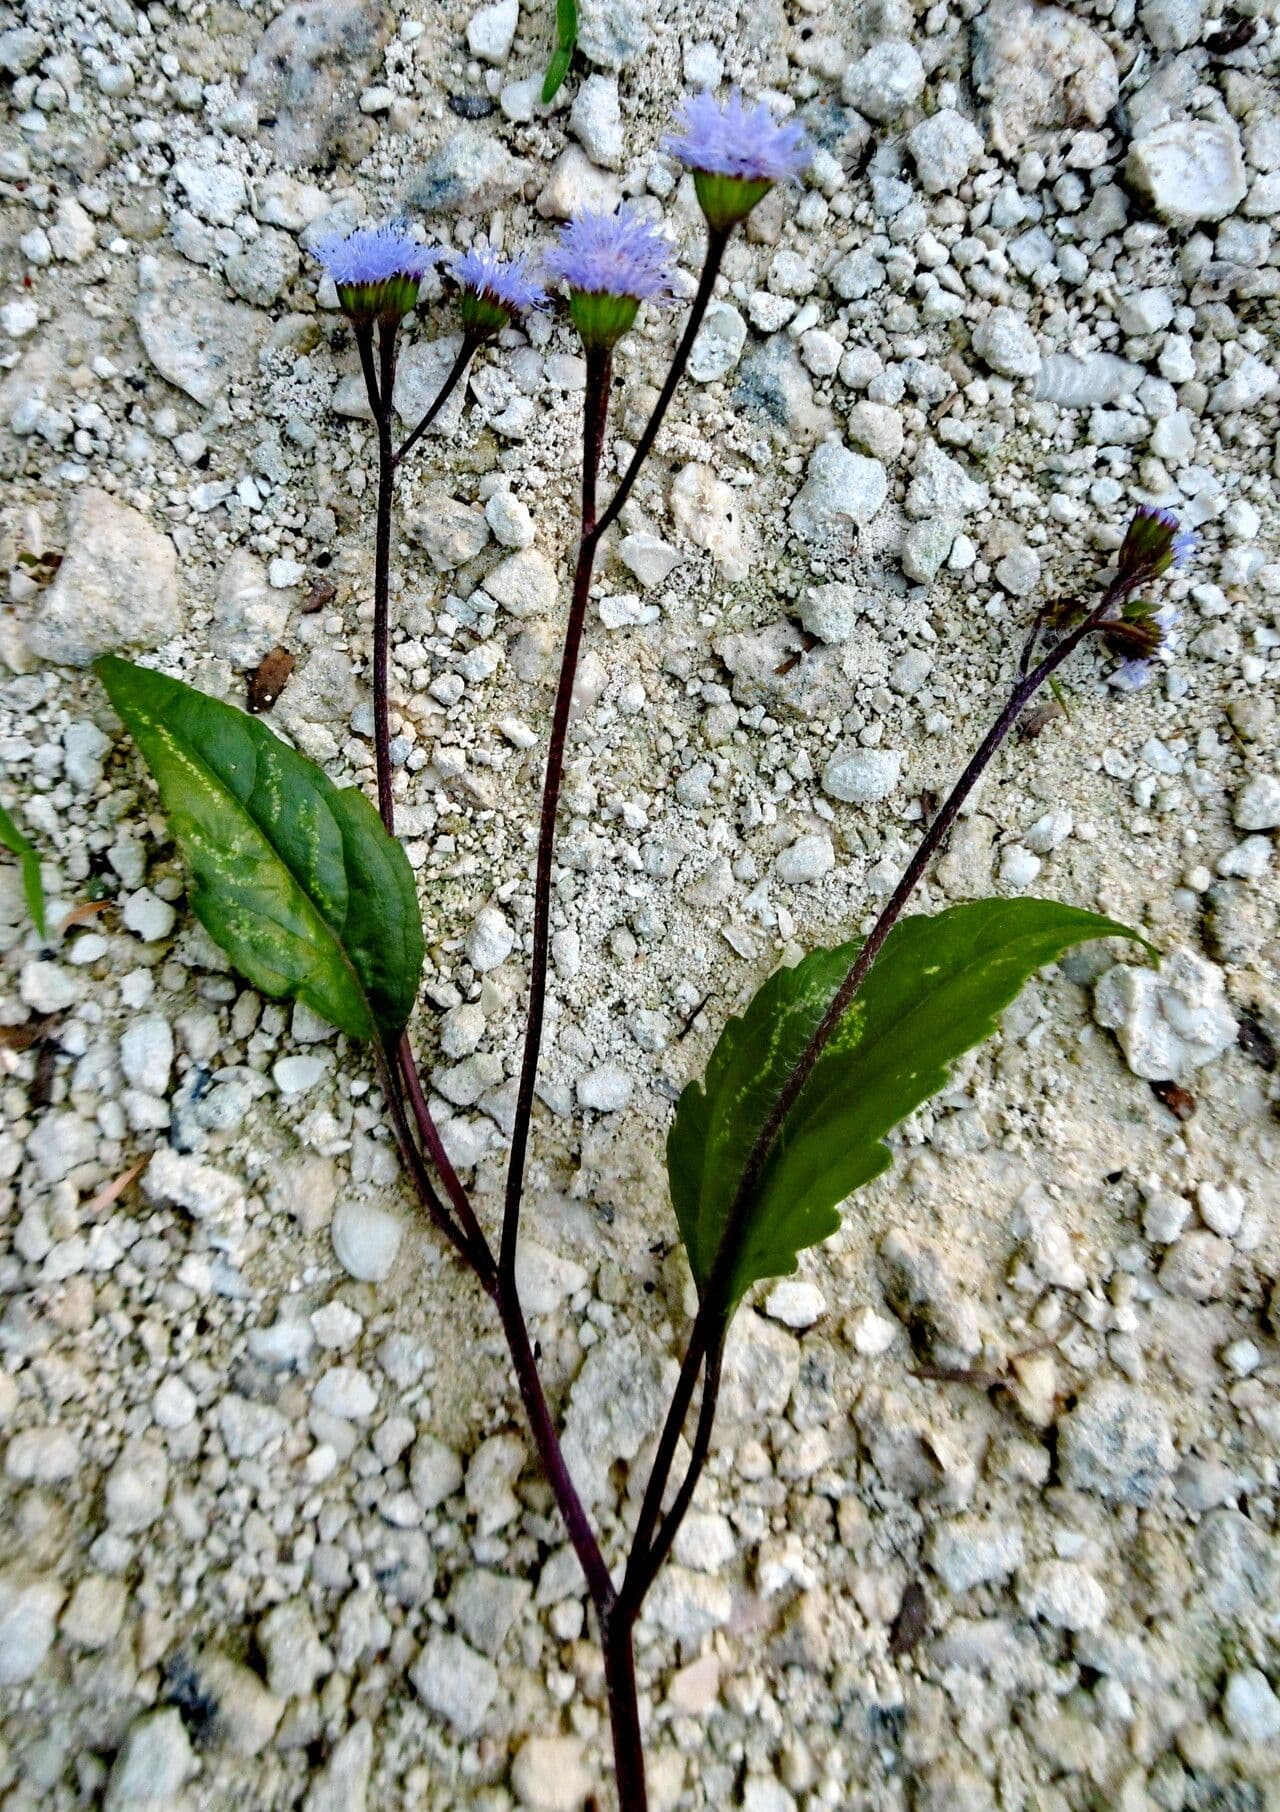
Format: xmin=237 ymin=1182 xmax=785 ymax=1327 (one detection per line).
xmin=499 ymin=228 xmax=730 ymax=1283
xmin=626 ymin=587 xmax=1124 ymax=1595
xmin=499 ymin=347 xmax=612 ymax=1284
xmin=357 ymin=316 xmax=616 ymax=1631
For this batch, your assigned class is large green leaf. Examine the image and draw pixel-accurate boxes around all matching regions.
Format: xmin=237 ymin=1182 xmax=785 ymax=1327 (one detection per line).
xmin=668 ymin=899 xmax=1152 ymax=1311
xmin=95 ymin=656 xmax=423 ymax=1043
xmin=0 ymin=796 xmax=47 ymax=941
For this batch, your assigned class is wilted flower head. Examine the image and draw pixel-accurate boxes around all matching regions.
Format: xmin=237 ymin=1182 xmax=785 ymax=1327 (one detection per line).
xmin=1109 ymin=604 xmax=1181 ymax=690
xmin=546 ymin=206 xmax=676 ymax=349
xmin=1117 ymin=504 xmax=1196 ymax=587
xmin=449 ymin=246 xmax=548 ymax=338
xmin=313 ymin=223 xmax=444 ymax=323
xmin=665 ymin=89 xmax=813 ymax=230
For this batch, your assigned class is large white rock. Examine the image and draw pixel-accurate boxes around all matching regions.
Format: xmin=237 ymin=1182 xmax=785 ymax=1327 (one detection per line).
xmin=136 ymin=256 xmax=266 ymax=405
xmin=789 ymin=440 xmax=887 ymax=538
xmin=1094 ymin=947 xmax=1237 ymax=1080
xmin=1126 ymin=120 xmax=1247 ymax=227
xmin=670 ymin=462 xmax=750 ymax=580
xmin=973 ymin=0 xmax=1118 ymax=154
xmin=27 ymin=488 xmax=178 ymax=668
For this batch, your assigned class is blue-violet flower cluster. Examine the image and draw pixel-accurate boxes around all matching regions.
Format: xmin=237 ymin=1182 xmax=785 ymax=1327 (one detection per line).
xmin=545 ymin=205 xmax=676 ymax=349
xmin=666 ymin=89 xmax=813 ymax=230
xmin=450 ymin=247 xmax=548 ymax=339
xmin=314 ymin=223 xmax=443 ymax=322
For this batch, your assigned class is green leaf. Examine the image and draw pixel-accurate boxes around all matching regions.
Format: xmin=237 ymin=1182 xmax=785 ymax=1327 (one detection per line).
xmin=0 ymin=797 xmax=47 ymax=941
xmin=668 ymin=899 xmax=1153 ymax=1312
xmin=541 ymin=0 xmax=578 ymax=102
xmin=95 ymin=656 xmax=424 ymax=1043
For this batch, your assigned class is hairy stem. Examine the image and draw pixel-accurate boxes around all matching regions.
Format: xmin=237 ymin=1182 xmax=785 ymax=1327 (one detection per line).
xmin=629 ymin=588 xmax=1123 ymax=1600
xmin=601 ymin=1618 xmax=648 ymax=1812
xmin=356 ymin=313 xmax=616 ymax=1638
xmin=392 ymin=332 xmax=479 ymax=469
xmin=595 ymin=226 xmax=728 ymax=543
xmin=500 ymin=230 xmax=730 ymax=1280
xmin=498 ymin=345 xmax=613 ymax=1284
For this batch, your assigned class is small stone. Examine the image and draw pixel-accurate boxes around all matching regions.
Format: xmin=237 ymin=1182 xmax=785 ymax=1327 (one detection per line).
xmin=145 ymin=1149 xmax=244 ymax=1224
xmin=303 ymin=1721 xmax=373 ymax=1812
xmin=121 ymin=889 xmax=176 ymax=942
xmin=669 ymin=462 xmax=749 ymax=580
xmin=578 ymin=1063 xmax=632 ymax=1112
xmin=511 ymin=1735 xmax=593 ymax=1812
xmin=181 ymin=1647 xmax=283 ymax=1754
xmin=822 ymin=746 xmax=902 ymax=805
xmin=845 ymin=401 xmax=904 ymax=461
xmin=28 ymin=488 xmax=178 ymax=669
xmin=1159 ymin=1230 xmax=1231 ymax=1302
xmin=5 ymin=1426 xmax=80 ymax=1484
xmin=775 ymin=833 xmax=834 ymax=885
xmin=1094 ymin=948 xmax=1237 ymax=1081
xmin=466 ymin=904 xmax=515 ymax=972
xmin=173 ymin=158 xmax=247 ymax=226
xmin=576 ymin=0 xmax=650 ymax=69
xmin=467 ymin=0 xmax=518 ymax=64
xmin=1018 ymin=1561 xmax=1108 ymax=1632
xmin=0 ymin=1573 xmax=63 ymax=1683
xmin=485 ymin=490 xmax=534 ymax=548
xmin=274 ymin=1053 xmax=329 ymax=1094
xmin=219 ymin=1396 xmax=288 ymax=1459
xmin=999 ymin=844 xmax=1041 ymax=889
xmin=906 ymin=441 xmax=989 ymax=521
xmin=646 ymin=1566 xmax=733 ymax=1642
xmin=136 ymin=256 xmax=266 ymax=407
xmin=1198 ymin=1182 xmax=1244 ymax=1239
xmin=61 ymin=1575 xmax=128 ymax=1650
xmin=688 ymin=302 xmax=747 ymax=383
xmin=618 ymin=533 xmax=682 ymax=588
xmin=561 ymin=1331 xmax=673 ymax=1504
xmin=536 ymin=145 xmax=622 ymax=219
xmin=973 ymin=0 xmax=1118 ymax=154
xmin=48 ymin=198 xmax=96 ymax=264
xmin=1142 ymin=1188 xmax=1191 ymax=1244
xmin=20 ymin=961 xmax=79 ymax=1013
xmin=448 ymin=1568 xmax=532 ymax=1657
xmin=120 ymin=1015 xmax=174 ymax=1096
xmin=1126 ymin=119 xmax=1247 ymax=227
xmin=927 ymin=1516 xmax=1024 ymax=1593
xmin=972 ymin=308 xmax=1041 ymax=380
xmin=484 ymin=550 xmax=557 ymax=618
xmin=718 ymin=1311 xmax=800 ymax=1422
xmin=1058 ymin=1381 xmax=1174 ymax=1506
xmin=797 ymin=581 xmax=863 ymax=644
xmin=1223 ymin=1669 xmax=1280 ymax=1743
xmin=406 ymin=126 xmax=529 ymax=214
xmin=258 ymin=1598 xmax=329 ymax=1699
xmin=1233 ymin=774 xmax=1280 ymax=832
xmin=907 ymin=108 xmax=984 ymax=194
xmin=763 ymin=1279 xmax=826 ymax=1329
xmin=410 ymin=1632 xmax=497 ymax=1735
xmin=569 ymin=74 xmax=623 ymax=168
xmin=514 ymin=1239 xmax=589 ymax=1314
xmin=407 ymin=495 xmax=490 ymax=570
xmin=841 ymin=40 xmax=925 ymax=122
xmin=789 ymin=440 xmax=887 ymax=539
xmin=409 ymin=1435 xmax=464 ymax=1512
xmin=104 ymin=1710 xmax=196 ymax=1809
xmin=104 ymin=1437 xmax=169 ymax=1532
xmin=312 ymin=1366 xmax=378 ymax=1421
xmin=901 ymin=519 xmax=956 ymax=583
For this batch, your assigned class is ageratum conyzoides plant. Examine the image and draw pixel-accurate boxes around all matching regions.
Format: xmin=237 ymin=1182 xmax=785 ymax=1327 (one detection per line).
xmin=80 ymin=88 xmax=1194 ymax=1812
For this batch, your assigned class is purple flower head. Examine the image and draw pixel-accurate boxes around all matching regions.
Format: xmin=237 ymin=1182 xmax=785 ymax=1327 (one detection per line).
xmin=546 ymin=206 xmax=676 ymax=303
xmin=665 ymin=89 xmax=813 ymax=185
xmin=449 ymin=246 xmax=548 ymax=340
xmin=314 ymin=223 xmax=442 ymax=287
xmin=546 ymin=206 xmax=677 ymax=349
xmin=313 ymin=222 xmax=444 ymax=322
xmin=450 ymin=247 xmax=548 ymax=314
xmin=1117 ymin=503 xmax=1197 ymax=586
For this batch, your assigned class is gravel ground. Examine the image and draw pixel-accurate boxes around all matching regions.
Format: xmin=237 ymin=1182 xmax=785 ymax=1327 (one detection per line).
xmin=1 ymin=0 xmax=1278 ymax=1808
